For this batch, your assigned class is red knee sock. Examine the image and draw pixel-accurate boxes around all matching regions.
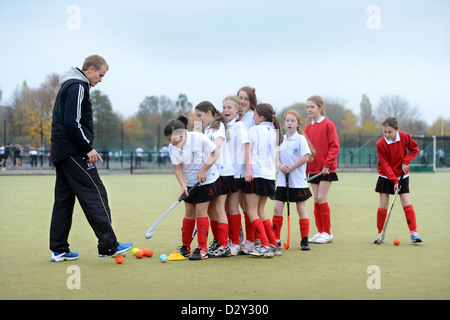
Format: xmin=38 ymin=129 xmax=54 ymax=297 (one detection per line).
xmin=263 ymin=219 xmax=277 ymax=247
xmin=251 ymin=218 xmax=269 ymax=247
xmin=217 ymin=222 xmax=229 ymax=247
xmin=210 ymin=220 xmax=218 ymax=241
xmin=244 ymin=211 xmax=254 ymax=242
xmin=403 ymin=205 xmax=417 ymax=232
xmin=377 ymin=208 xmax=388 ymax=233
xmin=272 ymin=215 xmax=283 ymax=241
xmin=182 ymin=218 xmax=196 ymax=247
xmin=299 ymin=218 xmax=309 ymax=239
xmin=196 ymin=217 xmax=209 ymax=249
xmin=314 ymin=203 xmax=323 ymax=233
xmin=228 ymin=214 xmax=241 ymax=245
xmin=319 ymin=202 xmax=331 ymax=235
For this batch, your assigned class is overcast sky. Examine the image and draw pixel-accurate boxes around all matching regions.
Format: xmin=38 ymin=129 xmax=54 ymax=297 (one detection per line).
xmin=0 ymin=0 xmax=449 ymax=125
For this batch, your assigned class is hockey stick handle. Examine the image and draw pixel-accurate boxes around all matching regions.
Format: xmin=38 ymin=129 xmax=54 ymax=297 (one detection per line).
xmin=307 ymin=172 xmax=324 ymax=182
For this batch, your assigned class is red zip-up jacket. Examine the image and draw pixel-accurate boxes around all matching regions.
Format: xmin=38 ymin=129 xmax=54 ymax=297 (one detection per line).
xmin=376 ymin=131 xmax=419 ymax=183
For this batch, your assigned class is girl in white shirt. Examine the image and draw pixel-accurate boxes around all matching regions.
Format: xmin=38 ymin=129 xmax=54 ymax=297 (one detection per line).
xmin=195 ymin=101 xmax=235 ymax=258
xmin=244 ymin=103 xmax=283 ymax=257
xmin=164 ymin=115 xmax=220 ymax=260
xmin=273 ymin=110 xmax=316 ymax=251
xmin=237 ymin=86 xmax=257 ymax=129
xmin=222 ymin=96 xmax=252 ymax=255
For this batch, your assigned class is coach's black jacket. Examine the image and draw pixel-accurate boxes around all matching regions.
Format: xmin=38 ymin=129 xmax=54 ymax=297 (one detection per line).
xmin=50 ymin=67 xmax=94 ymax=163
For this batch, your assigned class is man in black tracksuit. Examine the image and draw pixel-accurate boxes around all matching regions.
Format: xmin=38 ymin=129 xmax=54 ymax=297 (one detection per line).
xmin=49 ymin=55 xmax=131 ymax=262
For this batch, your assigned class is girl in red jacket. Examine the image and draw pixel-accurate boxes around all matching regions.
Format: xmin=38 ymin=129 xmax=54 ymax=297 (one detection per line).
xmin=374 ymin=117 xmax=422 ymax=243
xmin=304 ymin=96 xmax=340 ymax=244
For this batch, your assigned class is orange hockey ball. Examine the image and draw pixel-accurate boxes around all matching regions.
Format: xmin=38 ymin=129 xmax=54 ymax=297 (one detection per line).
xmin=393 ymin=238 xmax=400 ymax=246
xmin=146 ymin=249 xmax=153 ymax=257
xmin=116 ymin=255 xmax=124 ymax=264
xmin=135 ymin=250 xmax=144 ymax=258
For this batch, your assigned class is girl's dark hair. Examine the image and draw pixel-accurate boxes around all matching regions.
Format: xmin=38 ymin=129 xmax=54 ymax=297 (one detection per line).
xmin=382 ymin=117 xmax=399 ymax=130
xmin=237 ymin=86 xmax=257 ymax=111
xmin=254 ymin=103 xmax=283 ymax=145
xmin=195 ymin=101 xmax=228 ymax=131
xmin=163 ymin=114 xmax=188 ymax=136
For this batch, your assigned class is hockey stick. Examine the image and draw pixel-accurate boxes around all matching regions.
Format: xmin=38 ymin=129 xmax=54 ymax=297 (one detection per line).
xmin=145 ymin=181 xmax=200 ymax=239
xmin=377 ymin=173 xmax=404 ymax=245
xmin=307 ymin=172 xmax=324 ymax=182
xmin=283 ymin=173 xmax=291 ymax=250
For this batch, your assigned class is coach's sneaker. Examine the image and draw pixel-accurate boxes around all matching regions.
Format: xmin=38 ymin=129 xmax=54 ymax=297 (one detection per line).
xmin=51 ymin=251 xmax=79 ymax=262
xmin=315 ymin=232 xmax=333 ymax=244
xmin=308 ymin=232 xmax=322 ymax=243
xmin=411 ymin=232 xmax=423 ymax=243
xmin=300 ymin=237 xmax=310 ymax=250
xmin=189 ymin=247 xmax=208 ymax=260
xmin=99 ymin=242 xmax=132 ymax=257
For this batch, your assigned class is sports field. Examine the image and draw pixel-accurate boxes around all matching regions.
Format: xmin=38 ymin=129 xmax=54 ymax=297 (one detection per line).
xmin=0 ymin=172 xmax=449 ymax=300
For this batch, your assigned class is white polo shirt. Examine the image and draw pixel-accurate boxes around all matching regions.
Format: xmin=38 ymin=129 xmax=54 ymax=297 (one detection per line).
xmin=227 ymin=117 xmax=249 ymax=178
xmin=277 ymin=131 xmax=311 ymax=188
xmin=248 ymin=121 xmax=279 ymax=180
xmin=204 ymin=122 xmax=235 ymax=177
xmin=169 ymin=131 xmax=219 ymax=186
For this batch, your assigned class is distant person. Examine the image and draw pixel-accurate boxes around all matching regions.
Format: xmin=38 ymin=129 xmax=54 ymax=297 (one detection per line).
xmin=437 ymin=148 xmax=445 ymax=167
xmin=49 ymin=55 xmax=131 ymax=262
xmin=29 ymin=146 xmax=38 ymax=166
xmin=135 ymin=146 xmax=143 ymax=166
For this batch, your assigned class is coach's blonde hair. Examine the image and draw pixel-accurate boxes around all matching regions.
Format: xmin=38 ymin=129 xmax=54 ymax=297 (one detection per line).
xmin=82 ymin=55 xmax=109 ymax=72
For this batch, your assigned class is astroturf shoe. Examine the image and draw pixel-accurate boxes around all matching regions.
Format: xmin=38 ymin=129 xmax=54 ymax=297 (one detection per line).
xmin=99 ymin=242 xmax=132 ymax=257
xmin=300 ymin=237 xmax=310 ymax=250
xmin=273 ymin=244 xmax=282 ymax=256
xmin=189 ymin=247 xmax=208 ymax=260
xmin=229 ymin=243 xmax=241 ymax=256
xmin=207 ymin=240 xmax=220 ymax=257
xmin=250 ymin=246 xmax=274 ymax=257
xmin=373 ymin=233 xmax=383 ymax=244
xmin=241 ymin=240 xmax=255 ymax=254
xmin=315 ymin=232 xmax=333 ymax=244
xmin=177 ymin=245 xmax=191 ymax=257
xmin=51 ymin=251 xmax=79 ymax=262
xmin=411 ymin=232 xmax=423 ymax=243
xmin=308 ymin=232 xmax=322 ymax=243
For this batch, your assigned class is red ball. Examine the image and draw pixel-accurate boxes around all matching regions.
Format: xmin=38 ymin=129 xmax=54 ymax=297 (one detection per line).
xmin=393 ymin=238 xmax=400 ymax=246
xmin=135 ymin=250 xmax=144 ymax=258
xmin=146 ymin=249 xmax=153 ymax=257
xmin=116 ymin=255 xmax=124 ymax=264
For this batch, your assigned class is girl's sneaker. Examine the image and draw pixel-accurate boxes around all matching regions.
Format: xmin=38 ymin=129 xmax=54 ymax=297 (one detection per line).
xmin=229 ymin=243 xmax=241 ymax=256
xmin=300 ymin=237 xmax=310 ymax=250
xmin=189 ymin=247 xmax=208 ymax=260
xmin=241 ymin=240 xmax=255 ymax=254
xmin=373 ymin=233 xmax=383 ymax=244
xmin=315 ymin=232 xmax=333 ymax=244
xmin=177 ymin=245 xmax=191 ymax=257
xmin=309 ymin=232 xmax=322 ymax=243
xmin=411 ymin=232 xmax=423 ymax=243
xmin=250 ymin=246 xmax=274 ymax=257
xmin=51 ymin=251 xmax=79 ymax=262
